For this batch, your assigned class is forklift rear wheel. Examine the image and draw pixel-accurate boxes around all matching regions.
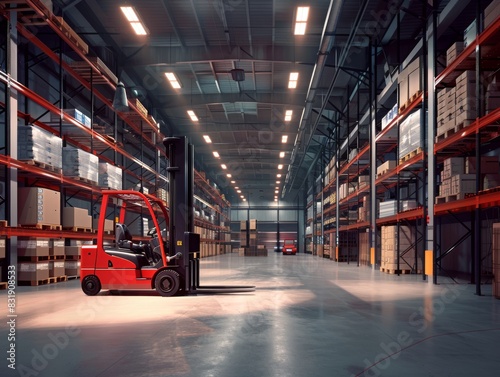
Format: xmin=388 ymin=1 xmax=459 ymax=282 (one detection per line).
xmin=155 ymin=270 xmax=180 ymax=297
xmin=82 ymin=275 xmax=101 ymax=296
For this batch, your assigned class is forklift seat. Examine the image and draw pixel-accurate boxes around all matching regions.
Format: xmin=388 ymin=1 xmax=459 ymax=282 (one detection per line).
xmin=115 ymin=223 xmax=147 ymax=253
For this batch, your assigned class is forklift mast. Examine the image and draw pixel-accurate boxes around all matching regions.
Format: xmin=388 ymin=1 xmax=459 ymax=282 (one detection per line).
xmin=164 ymin=136 xmax=201 ymax=293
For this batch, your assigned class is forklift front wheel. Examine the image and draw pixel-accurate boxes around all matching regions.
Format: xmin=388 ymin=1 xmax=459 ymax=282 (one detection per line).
xmin=82 ymin=275 xmax=101 ymax=296
xmin=155 ymin=269 xmax=180 ymax=297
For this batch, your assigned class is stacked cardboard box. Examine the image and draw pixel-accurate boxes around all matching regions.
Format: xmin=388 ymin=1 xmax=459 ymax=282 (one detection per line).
xmin=18 ymin=125 xmax=63 ymax=170
xmin=18 ymin=238 xmax=50 ymax=258
xmin=381 ymin=225 xmax=419 ymax=271
xmin=62 ymin=147 xmax=99 ymax=183
xmin=437 ymin=87 xmax=454 ymax=138
xmin=398 ymin=56 xmax=422 ymax=109
xmin=92 ymin=218 xmax=114 ymax=232
xmin=358 ymin=175 xmax=370 ymax=188
xmin=339 ymin=182 xmax=358 ymax=200
xmin=19 ymin=262 xmax=50 ymax=282
xmin=0 ymin=238 xmax=5 ymax=259
xmin=50 ymin=239 xmax=65 ymax=258
xmin=18 ymin=187 xmax=61 ymax=226
xmin=446 ymin=42 xmax=464 ymax=66
xmin=455 ymin=71 xmax=476 ymax=125
xmin=486 ymin=82 xmax=500 ymax=114
xmin=49 ymin=261 xmax=65 ymax=278
xmin=359 ymin=232 xmax=370 ymax=266
xmin=485 ymin=0 xmax=500 ymax=28
xmin=65 ymin=261 xmax=80 ymax=277
xmin=98 ymin=162 xmax=123 ymax=189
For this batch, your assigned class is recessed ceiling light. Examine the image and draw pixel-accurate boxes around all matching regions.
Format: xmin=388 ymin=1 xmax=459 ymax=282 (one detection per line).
xmin=235 ymin=186 xmax=239 ymax=189
xmin=221 ymin=164 xmax=227 ymax=169
xmin=277 ymin=174 xmax=282 ymax=178
xmin=213 ymin=151 xmax=220 ymax=158
xmin=275 ymin=190 xmax=279 ymax=194
xmin=276 ymin=180 xmax=281 ymax=184
xmin=285 ymin=110 xmax=293 ymax=122
xmin=227 ymin=174 xmax=232 ymax=178
xmin=237 ymin=190 xmax=241 ymax=193
xmin=289 ymin=72 xmax=299 ymax=88
xmin=282 ymin=135 xmax=288 ymax=143
xmin=278 ymin=164 xmax=283 ymax=170
xmin=294 ymin=22 xmax=307 ymax=35
xmin=203 ymin=135 xmax=212 ymax=143
xmin=280 ymin=152 xmax=285 ymax=158
xmin=130 ymin=22 xmax=148 ymax=35
xmin=241 ymin=195 xmax=245 ymax=199
xmin=187 ymin=110 xmax=199 ymax=122
xmin=274 ymin=198 xmax=278 ymax=202
xmin=243 ymin=198 xmax=247 ymax=201
xmin=231 ymin=181 xmax=236 ymax=184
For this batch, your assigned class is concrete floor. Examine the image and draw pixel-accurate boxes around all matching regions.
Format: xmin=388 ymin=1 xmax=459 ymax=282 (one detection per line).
xmin=1 ymin=252 xmax=500 ymax=377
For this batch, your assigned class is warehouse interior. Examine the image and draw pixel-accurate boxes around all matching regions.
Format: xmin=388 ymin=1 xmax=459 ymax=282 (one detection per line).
xmin=1 ymin=0 xmax=500 ymax=376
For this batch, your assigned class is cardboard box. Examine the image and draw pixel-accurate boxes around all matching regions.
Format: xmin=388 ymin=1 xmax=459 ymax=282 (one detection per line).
xmin=18 ymin=262 xmax=50 ymax=281
xmin=249 ymin=219 xmax=257 ymax=230
xmin=63 ymin=207 xmax=92 ymax=228
xmin=0 ymin=237 xmax=5 ymax=259
xmin=485 ymin=0 xmax=500 ymax=28
xmin=398 ymin=77 xmax=408 ymax=108
xmin=18 ymin=238 xmax=50 ymax=258
xmin=377 ymin=160 xmax=397 ymax=176
xmin=92 ymin=218 xmax=114 ymax=232
xmin=240 ymin=220 xmax=247 ymax=231
xmin=18 ymin=187 xmax=61 ymax=226
xmin=49 ymin=239 xmax=65 ymax=256
xmin=65 ymin=246 xmax=81 ymax=257
xmin=49 ymin=261 xmax=65 ymax=277
xmin=65 ymin=261 xmax=81 ymax=277
xmin=446 ymin=42 xmax=464 ymax=66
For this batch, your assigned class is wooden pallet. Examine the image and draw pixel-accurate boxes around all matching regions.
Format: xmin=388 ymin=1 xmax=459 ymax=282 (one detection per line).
xmin=62 ymin=226 xmax=93 ymax=233
xmin=18 ymin=255 xmax=51 ymax=262
xmin=52 ymin=15 xmax=89 ymax=55
xmin=65 ymin=254 xmax=81 ymax=261
xmin=454 ymin=119 xmax=474 ymax=132
xmin=380 ymin=267 xmax=413 ymax=275
xmin=66 ymin=275 xmax=80 ymax=280
xmin=435 ymin=193 xmax=475 ymax=204
xmin=19 ymin=223 xmax=63 ymax=231
xmin=21 ymin=159 xmax=62 ymax=173
xmin=48 ymin=276 xmax=68 ymax=284
xmin=71 ymin=176 xmax=98 ymax=185
xmin=50 ymin=255 xmax=66 ymax=260
xmin=435 ymin=127 xmax=457 ymax=143
xmin=399 ymin=91 xmax=423 ymax=112
xmin=18 ymin=278 xmax=50 ymax=286
xmin=399 ymin=147 xmax=423 ymax=164
xmin=0 ymin=282 xmax=7 ymax=290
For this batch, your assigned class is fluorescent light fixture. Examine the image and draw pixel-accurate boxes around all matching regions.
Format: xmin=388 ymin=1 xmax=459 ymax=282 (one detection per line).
xmin=213 ymin=151 xmax=220 ymax=158
xmin=120 ymin=6 xmax=139 ymax=21
xmin=282 ymin=135 xmax=288 ymax=143
xmin=294 ymin=22 xmax=307 ymax=35
xmin=231 ymin=181 xmax=236 ymax=184
xmin=296 ymin=6 xmax=310 ymax=22
xmin=275 ymin=190 xmax=279 ymax=194
xmin=277 ymin=174 xmax=282 ymax=178
xmin=120 ymin=7 xmax=148 ymax=36
xmin=187 ymin=110 xmax=199 ymax=122
xmin=130 ymin=22 xmax=147 ymax=36
xmin=243 ymin=198 xmax=247 ymax=201
xmin=227 ymin=174 xmax=232 ymax=178
xmin=278 ymin=164 xmax=283 ymax=170
xmin=288 ymin=72 xmax=299 ymax=88
xmin=274 ymin=198 xmax=278 ymax=202
xmin=285 ymin=110 xmax=293 ymax=121
xmin=237 ymin=190 xmax=241 ymax=193
xmin=280 ymin=152 xmax=285 ymax=158
xmin=165 ymin=72 xmax=181 ymax=89
xmin=221 ymin=164 xmax=227 ymax=169
xmin=235 ymin=187 xmax=239 ymax=189
xmin=241 ymin=195 xmax=245 ymax=199
xmin=276 ymin=181 xmax=281 ymax=184
xmin=203 ymin=135 xmax=212 ymax=143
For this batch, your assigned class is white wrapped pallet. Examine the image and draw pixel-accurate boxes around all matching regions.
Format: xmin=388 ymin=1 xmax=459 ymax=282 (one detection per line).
xmin=63 ymin=147 xmax=99 ymax=183
xmin=399 ymin=109 xmax=422 ymax=161
xmin=98 ymin=162 xmax=123 ymax=189
xmin=18 ymin=125 xmax=62 ymax=169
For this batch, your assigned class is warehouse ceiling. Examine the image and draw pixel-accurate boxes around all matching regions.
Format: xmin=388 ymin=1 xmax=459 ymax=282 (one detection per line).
xmin=41 ymin=0 xmax=466 ymax=204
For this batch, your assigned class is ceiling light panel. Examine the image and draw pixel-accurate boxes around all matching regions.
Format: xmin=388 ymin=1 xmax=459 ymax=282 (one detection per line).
xmin=187 ymin=110 xmax=199 ymax=122
xmin=280 ymin=152 xmax=285 ymax=158
xmin=288 ymin=72 xmax=299 ymax=88
xmin=213 ymin=151 xmax=220 ymax=158
xmin=285 ymin=110 xmax=293 ymax=121
xmin=203 ymin=135 xmax=212 ymax=143
xmin=120 ymin=6 xmax=139 ymax=21
xmin=165 ymin=72 xmax=181 ymax=89
xmin=282 ymin=135 xmax=288 ymax=143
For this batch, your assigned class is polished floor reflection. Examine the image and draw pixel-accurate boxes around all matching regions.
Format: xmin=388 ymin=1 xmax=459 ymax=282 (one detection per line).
xmin=1 ymin=253 xmax=500 ymax=377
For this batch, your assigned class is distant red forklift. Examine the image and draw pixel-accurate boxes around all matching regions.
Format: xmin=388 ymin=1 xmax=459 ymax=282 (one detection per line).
xmin=81 ymin=136 xmax=253 ymax=296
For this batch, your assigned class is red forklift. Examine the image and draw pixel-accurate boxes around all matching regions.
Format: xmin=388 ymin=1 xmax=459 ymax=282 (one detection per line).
xmin=81 ymin=136 xmax=253 ymax=296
